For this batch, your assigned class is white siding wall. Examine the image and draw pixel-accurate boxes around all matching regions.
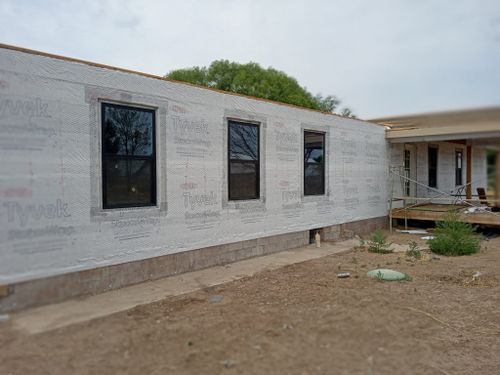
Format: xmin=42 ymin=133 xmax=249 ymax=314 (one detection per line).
xmin=0 ymin=48 xmax=388 ymax=283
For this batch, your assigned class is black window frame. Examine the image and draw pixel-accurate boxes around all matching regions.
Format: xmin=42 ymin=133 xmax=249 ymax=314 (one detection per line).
xmin=228 ymin=120 xmax=260 ymax=201
xmin=304 ymin=130 xmax=326 ymax=196
xmin=428 ymin=146 xmax=438 ymax=188
xmin=101 ymin=102 xmax=157 ymax=209
xmin=455 ymin=149 xmax=463 ymax=186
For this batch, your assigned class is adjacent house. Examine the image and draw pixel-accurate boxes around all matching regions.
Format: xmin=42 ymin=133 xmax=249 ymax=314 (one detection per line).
xmin=371 ymin=108 xmax=500 ymax=227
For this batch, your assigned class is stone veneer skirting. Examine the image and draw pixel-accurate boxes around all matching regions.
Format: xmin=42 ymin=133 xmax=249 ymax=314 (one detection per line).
xmin=0 ymin=216 xmax=387 ymax=313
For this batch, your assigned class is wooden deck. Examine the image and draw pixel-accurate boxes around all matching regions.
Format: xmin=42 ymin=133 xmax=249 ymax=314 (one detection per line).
xmin=391 ymin=203 xmax=500 ymax=226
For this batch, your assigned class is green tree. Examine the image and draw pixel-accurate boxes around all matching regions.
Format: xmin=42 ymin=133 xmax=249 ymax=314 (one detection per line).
xmin=166 ymin=60 xmax=355 ymax=117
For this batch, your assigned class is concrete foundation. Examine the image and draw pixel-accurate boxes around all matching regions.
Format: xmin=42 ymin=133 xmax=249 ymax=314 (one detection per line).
xmin=0 ymin=216 xmax=387 ymax=313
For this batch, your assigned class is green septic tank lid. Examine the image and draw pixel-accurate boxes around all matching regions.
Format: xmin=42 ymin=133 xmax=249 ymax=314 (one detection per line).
xmin=367 ymin=268 xmax=408 ymax=281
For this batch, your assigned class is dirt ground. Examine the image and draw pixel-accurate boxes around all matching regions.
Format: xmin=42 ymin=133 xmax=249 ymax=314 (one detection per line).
xmin=1 ymin=232 xmax=500 ymax=375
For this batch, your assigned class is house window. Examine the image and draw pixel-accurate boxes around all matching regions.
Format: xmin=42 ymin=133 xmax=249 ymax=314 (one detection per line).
xmin=304 ymin=131 xmax=325 ymax=196
xmin=428 ymin=146 xmax=438 ymax=188
xmin=404 ymin=149 xmax=411 ymax=196
xmin=228 ymin=120 xmax=260 ymax=200
xmin=455 ymin=150 xmax=463 ymax=186
xmin=101 ymin=102 xmax=156 ymax=209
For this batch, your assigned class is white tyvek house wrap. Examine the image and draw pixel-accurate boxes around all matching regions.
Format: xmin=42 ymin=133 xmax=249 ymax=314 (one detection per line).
xmin=0 ymin=47 xmax=388 ymax=284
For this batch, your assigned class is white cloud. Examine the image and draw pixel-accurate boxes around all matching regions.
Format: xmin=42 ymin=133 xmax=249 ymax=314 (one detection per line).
xmin=1 ymin=0 xmax=499 ymax=118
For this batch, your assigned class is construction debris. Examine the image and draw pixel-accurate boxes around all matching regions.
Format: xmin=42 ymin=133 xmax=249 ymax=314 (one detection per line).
xmin=397 ymin=229 xmax=428 ymax=235
xmin=337 ymin=272 xmax=351 ymax=278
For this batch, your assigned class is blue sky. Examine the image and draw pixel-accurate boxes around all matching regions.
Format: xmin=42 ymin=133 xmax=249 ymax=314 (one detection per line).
xmin=1 ymin=0 xmax=499 ymax=118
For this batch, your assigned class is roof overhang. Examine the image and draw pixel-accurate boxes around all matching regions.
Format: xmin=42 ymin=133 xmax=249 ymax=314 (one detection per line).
xmin=373 ymin=107 xmax=500 ymax=145
xmin=386 ymin=122 xmax=500 ymax=144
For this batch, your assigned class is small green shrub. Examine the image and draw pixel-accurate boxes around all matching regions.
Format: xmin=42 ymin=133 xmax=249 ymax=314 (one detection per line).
xmin=368 ymin=229 xmax=393 ymax=254
xmin=428 ymin=212 xmax=481 ymax=256
xmin=406 ymin=241 xmax=421 ymax=259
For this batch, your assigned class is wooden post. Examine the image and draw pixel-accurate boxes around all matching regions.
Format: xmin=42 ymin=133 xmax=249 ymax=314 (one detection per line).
xmin=0 ymin=284 xmax=10 ymax=297
xmin=466 ymin=145 xmax=472 ymax=200
xmin=496 ymin=151 xmax=500 ymax=205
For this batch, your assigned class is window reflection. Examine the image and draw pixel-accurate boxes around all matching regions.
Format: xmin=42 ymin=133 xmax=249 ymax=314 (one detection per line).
xmin=229 ymin=162 xmax=258 ymax=200
xmin=304 ymin=132 xmax=324 ymax=163
xmin=102 ymin=103 xmax=156 ymax=208
xmin=105 ymin=159 xmax=153 ymax=206
xmin=228 ymin=121 xmax=260 ymax=200
xmin=304 ymin=131 xmax=325 ymax=196
xmin=103 ymin=105 xmax=153 ymax=156
xmin=229 ymin=122 xmax=258 ymax=161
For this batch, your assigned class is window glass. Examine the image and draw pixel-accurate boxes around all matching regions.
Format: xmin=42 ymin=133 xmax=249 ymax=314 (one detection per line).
xmin=229 ymin=122 xmax=259 ymax=160
xmin=455 ymin=151 xmax=463 ymax=186
xmin=304 ymin=164 xmax=324 ymax=196
xmin=304 ymin=132 xmax=324 ymax=163
xmin=428 ymin=146 xmax=438 ymax=188
xmin=304 ymin=131 xmax=325 ymax=196
xmin=229 ymin=162 xmax=258 ymax=200
xmin=102 ymin=103 xmax=156 ymax=208
xmin=228 ymin=121 xmax=259 ymax=200
xmin=105 ymin=159 xmax=153 ymax=206
xmin=404 ymin=149 xmax=411 ymax=196
xmin=103 ymin=105 xmax=153 ymax=156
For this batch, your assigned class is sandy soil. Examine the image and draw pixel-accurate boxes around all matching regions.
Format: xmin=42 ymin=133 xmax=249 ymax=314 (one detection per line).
xmin=1 ymin=233 xmax=499 ymax=375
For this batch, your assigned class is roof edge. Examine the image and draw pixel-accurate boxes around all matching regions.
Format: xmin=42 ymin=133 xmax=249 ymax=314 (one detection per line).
xmin=0 ymin=43 xmax=381 ymax=126
xmin=369 ymin=106 xmax=500 ymax=124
